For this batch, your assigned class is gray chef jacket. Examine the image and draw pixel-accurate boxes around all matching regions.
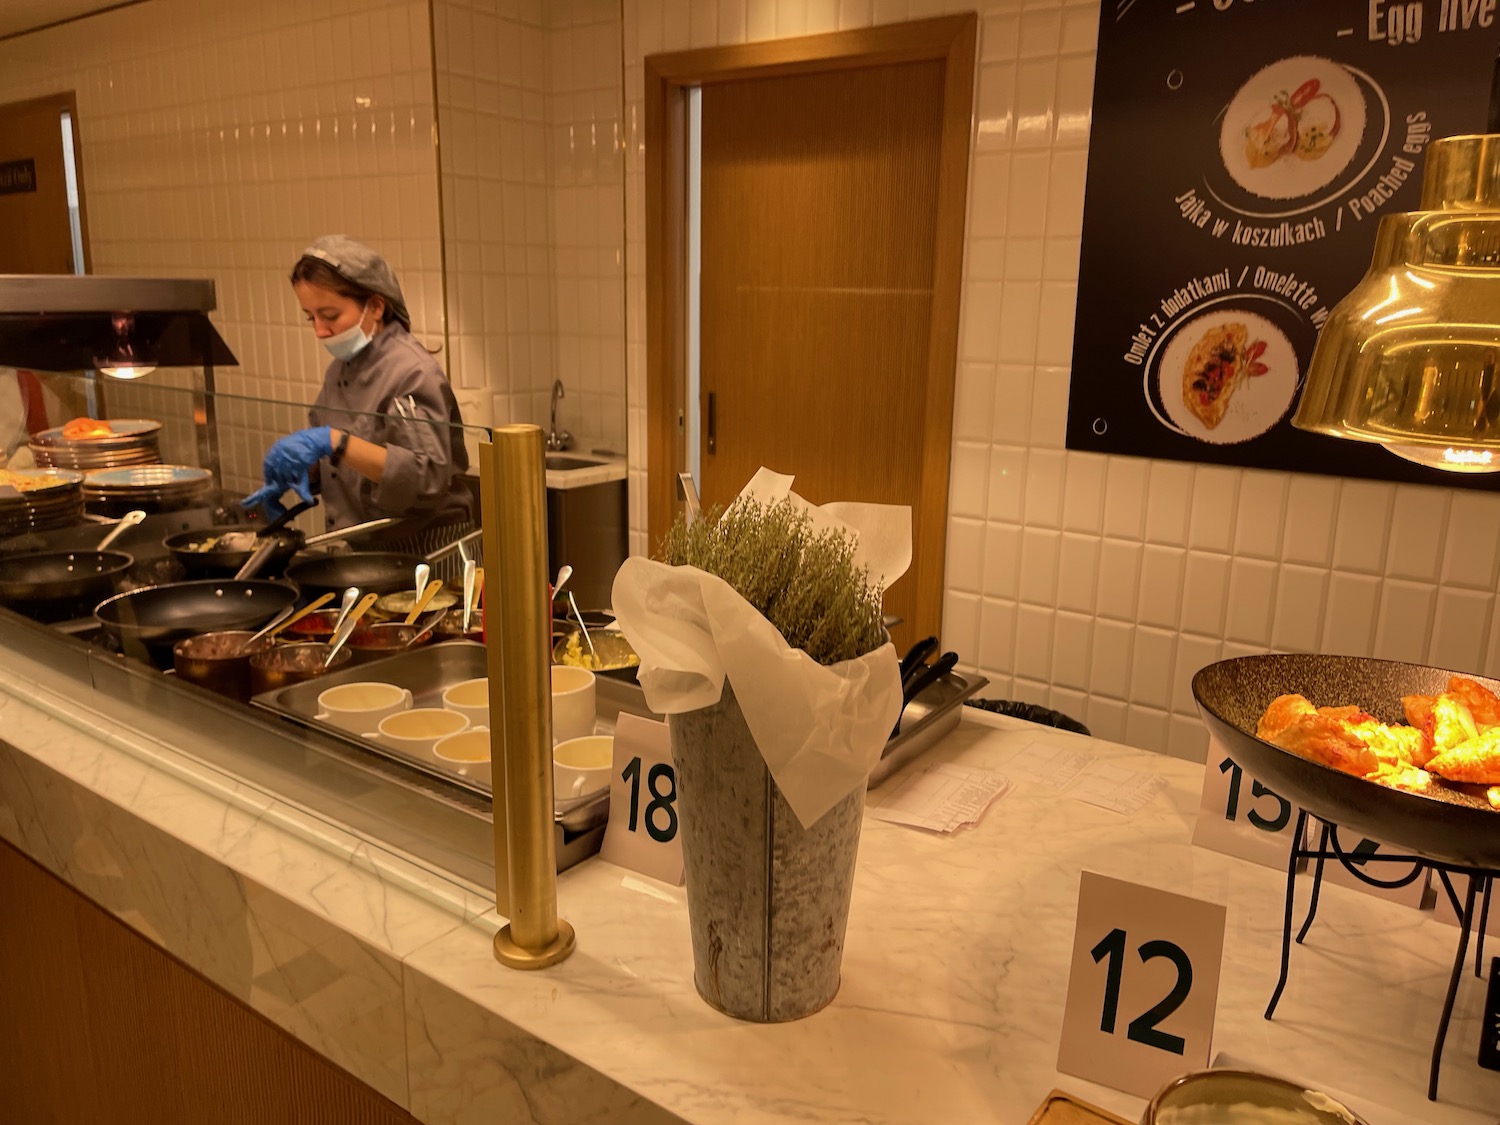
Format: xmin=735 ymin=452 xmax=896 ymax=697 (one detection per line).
xmin=308 ymin=322 xmax=470 ymax=535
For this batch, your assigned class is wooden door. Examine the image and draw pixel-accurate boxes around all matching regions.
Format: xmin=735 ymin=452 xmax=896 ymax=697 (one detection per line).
xmin=646 ymin=17 xmax=976 ymax=652
xmin=698 ymin=62 xmax=944 ymax=642
xmin=0 ymin=94 xmax=79 ymax=274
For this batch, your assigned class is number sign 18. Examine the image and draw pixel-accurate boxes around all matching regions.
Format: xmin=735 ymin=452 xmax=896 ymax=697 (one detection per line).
xmin=620 ymin=755 xmax=678 ymax=843
xmin=599 ymin=713 xmax=685 ymax=886
xmin=1058 ymin=872 xmax=1226 ymax=1099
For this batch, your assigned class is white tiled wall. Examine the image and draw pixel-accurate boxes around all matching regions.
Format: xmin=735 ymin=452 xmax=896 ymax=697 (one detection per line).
xmin=621 ymin=0 xmax=1500 ymax=761
xmin=0 ymin=0 xmax=444 ymax=494
xmin=10 ymin=0 xmax=1500 ymax=763
xmin=433 ymin=0 xmax=626 ymax=453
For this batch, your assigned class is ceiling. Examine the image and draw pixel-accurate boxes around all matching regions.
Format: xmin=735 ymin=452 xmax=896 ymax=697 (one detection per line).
xmin=0 ymin=1 xmax=141 ymax=40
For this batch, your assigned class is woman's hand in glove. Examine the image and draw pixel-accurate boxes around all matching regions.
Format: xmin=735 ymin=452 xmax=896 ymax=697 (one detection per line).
xmin=240 ymin=427 xmax=334 ymax=518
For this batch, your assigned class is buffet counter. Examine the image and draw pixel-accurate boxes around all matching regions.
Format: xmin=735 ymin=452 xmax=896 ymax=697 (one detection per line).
xmin=1 ymin=638 xmax=1497 ymax=1125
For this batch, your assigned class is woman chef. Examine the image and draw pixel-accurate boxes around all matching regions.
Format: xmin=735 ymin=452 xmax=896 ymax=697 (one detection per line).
xmin=243 ymin=235 xmax=469 ymax=534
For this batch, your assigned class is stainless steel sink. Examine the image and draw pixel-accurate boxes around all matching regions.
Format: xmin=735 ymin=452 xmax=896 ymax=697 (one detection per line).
xmin=545 ymin=454 xmax=607 ymax=471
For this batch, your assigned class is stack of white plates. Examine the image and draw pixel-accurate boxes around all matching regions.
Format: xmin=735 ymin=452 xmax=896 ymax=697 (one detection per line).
xmin=83 ymin=464 xmax=215 ymax=516
xmin=30 ymin=419 xmax=163 ymax=471
xmin=0 ymin=468 xmax=85 ymax=534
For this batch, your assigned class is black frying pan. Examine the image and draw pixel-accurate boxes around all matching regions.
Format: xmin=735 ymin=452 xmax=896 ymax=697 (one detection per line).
xmin=164 ymin=515 xmax=404 ymax=579
xmin=0 ymin=510 xmax=145 ymax=621
xmin=0 ymin=549 xmax=134 ymax=621
xmin=283 ymin=529 xmax=483 ymax=601
xmin=165 ymin=525 xmax=301 ymax=579
xmin=283 ymin=552 xmax=427 ymax=600
xmin=95 ymin=579 xmax=299 ymax=650
xmin=1193 ymin=654 xmax=1500 ymax=870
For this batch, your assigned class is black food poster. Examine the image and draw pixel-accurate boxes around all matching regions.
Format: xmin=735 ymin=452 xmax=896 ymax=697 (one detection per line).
xmin=1068 ymin=0 xmax=1500 ymax=488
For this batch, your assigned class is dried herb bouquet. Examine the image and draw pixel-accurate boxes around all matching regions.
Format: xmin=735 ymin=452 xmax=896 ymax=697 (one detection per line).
xmin=657 ymin=497 xmax=885 ymax=667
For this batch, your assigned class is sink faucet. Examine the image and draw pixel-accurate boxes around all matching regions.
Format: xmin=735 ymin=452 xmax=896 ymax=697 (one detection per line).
xmin=547 ymin=379 xmax=572 ymax=451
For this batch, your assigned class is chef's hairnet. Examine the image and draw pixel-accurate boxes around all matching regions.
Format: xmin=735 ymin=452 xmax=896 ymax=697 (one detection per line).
xmin=296 ymin=235 xmax=411 ymax=328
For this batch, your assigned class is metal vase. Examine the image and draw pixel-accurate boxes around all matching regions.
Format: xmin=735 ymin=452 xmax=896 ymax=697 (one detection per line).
xmin=669 ymin=682 xmax=864 ymax=1022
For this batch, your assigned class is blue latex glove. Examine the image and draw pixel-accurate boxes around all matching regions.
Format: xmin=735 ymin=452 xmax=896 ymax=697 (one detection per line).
xmin=241 ymin=426 xmax=334 ymax=518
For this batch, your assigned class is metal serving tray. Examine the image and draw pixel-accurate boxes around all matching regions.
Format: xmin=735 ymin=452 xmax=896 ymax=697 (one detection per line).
xmin=251 ymin=641 xmax=610 ymax=869
xmin=869 ymin=670 xmax=990 ymax=789
xmin=594 ymin=664 xmax=988 ymax=790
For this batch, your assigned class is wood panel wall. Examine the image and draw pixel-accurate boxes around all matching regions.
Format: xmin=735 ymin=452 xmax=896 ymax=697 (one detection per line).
xmin=0 ymin=839 xmax=422 ymax=1125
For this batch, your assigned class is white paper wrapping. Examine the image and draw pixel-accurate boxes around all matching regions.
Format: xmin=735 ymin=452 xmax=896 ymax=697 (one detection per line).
xmin=611 ymin=470 xmax=910 ymax=828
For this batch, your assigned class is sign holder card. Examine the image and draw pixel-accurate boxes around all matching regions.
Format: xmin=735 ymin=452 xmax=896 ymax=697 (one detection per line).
xmin=599 ymin=712 xmax=684 ymax=886
xmin=1057 ymin=872 xmax=1227 ymax=1100
xmin=1193 ymin=742 xmax=1428 ymax=909
xmin=1193 ymin=740 xmax=1308 ymax=870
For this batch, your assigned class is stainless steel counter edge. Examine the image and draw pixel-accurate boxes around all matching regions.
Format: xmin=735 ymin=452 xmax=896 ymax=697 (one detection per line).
xmin=0 ymin=610 xmax=499 ymax=899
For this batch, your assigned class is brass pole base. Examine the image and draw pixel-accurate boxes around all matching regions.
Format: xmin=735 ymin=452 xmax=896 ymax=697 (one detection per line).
xmin=493 ymin=918 xmax=576 ymax=970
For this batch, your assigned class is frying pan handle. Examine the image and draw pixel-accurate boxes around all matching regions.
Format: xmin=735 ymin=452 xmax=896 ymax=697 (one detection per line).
xmin=302 ymin=516 xmax=402 ymax=548
xmin=425 ymin=528 xmax=485 ymax=563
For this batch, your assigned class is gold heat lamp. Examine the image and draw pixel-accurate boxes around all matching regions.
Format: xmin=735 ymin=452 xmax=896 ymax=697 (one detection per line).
xmin=1295 ymin=133 xmax=1500 ymax=472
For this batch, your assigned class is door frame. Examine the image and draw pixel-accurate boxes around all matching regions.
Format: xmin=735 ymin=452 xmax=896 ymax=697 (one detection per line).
xmin=644 ymin=15 xmax=977 ymax=641
xmin=0 ymin=90 xmax=93 ymax=274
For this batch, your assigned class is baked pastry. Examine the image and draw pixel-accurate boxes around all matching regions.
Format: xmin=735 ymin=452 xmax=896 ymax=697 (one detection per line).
xmin=1426 ymin=726 xmax=1500 ymax=786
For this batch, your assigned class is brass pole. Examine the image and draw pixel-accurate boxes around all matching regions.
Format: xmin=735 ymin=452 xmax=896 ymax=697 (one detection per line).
xmin=478 ymin=444 xmax=511 ymax=920
xmin=486 ymin=425 xmax=576 ymax=969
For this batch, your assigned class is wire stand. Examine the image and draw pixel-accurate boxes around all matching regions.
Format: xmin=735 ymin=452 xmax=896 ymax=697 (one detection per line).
xmin=1265 ymin=809 xmax=1495 ymax=1101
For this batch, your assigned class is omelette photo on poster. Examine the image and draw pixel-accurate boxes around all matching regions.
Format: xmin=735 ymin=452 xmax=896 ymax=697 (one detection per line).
xmin=1067 ymin=1 xmax=1500 ymax=488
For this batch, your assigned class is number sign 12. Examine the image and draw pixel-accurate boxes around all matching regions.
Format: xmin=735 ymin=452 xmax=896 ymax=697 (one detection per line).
xmin=599 ymin=712 xmax=685 ymax=886
xmin=1057 ymin=872 xmax=1227 ymax=1099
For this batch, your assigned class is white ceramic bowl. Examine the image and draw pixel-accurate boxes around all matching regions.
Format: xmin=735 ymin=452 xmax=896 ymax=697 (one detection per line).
xmin=371 ymin=707 xmax=470 ymax=759
xmin=441 ymin=677 xmax=489 ymax=728
xmin=550 ymin=664 xmax=596 ymax=745
xmin=316 ymin=681 xmax=413 ymax=735
xmin=433 ymin=728 xmax=492 ymax=786
xmin=554 ymin=734 xmax=613 ymax=799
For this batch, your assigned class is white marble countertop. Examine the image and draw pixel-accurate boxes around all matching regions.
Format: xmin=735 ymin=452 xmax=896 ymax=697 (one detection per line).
xmin=1 ymin=642 xmax=1497 ymax=1125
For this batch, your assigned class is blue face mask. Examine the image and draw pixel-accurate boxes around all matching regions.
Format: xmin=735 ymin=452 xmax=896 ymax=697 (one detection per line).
xmin=321 ymin=304 xmax=374 ymax=361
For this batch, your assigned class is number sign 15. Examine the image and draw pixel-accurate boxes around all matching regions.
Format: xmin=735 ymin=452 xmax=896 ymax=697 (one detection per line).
xmin=599 ymin=713 xmax=685 ymax=886
xmin=1057 ymin=872 xmax=1227 ymax=1100
xmin=1192 ymin=741 xmax=1307 ymax=871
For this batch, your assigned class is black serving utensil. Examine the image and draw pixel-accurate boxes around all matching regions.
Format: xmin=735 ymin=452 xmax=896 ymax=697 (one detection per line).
xmin=899 ymin=635 xmax=938 ymax=686
xmin=892 ymin=650 xmax=960 ymax=737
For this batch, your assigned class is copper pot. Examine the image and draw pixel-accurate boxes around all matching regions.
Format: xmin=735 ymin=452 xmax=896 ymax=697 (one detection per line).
xmin=346 ymin=621 xmax=434 ymax=664
xmin=249 ymin=641 xmax=353 ymax=695
xmin=173 ymin=630 xmax=274 ymax=703
xmin=435 ymin=606 xmax=485 ymax=643
xmin=282 ymin=608 xmax=341 ymax=643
